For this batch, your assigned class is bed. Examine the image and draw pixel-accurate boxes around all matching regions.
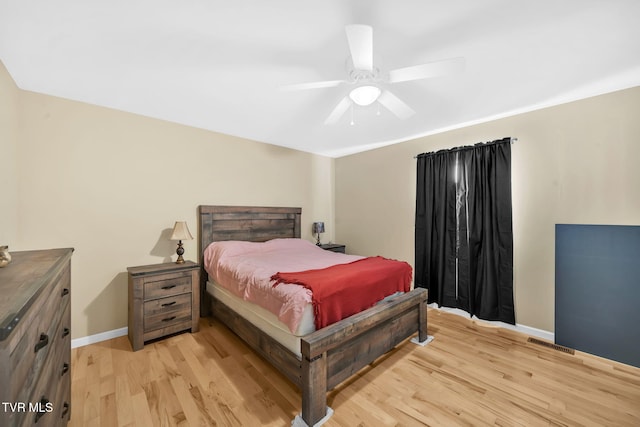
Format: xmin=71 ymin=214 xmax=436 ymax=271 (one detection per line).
xmin=198 ymin=205 xmax=429 ymax=426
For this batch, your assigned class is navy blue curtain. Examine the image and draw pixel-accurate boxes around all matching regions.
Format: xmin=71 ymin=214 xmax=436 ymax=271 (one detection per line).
xmin=415 ymin=137 xmax=515 ymax=324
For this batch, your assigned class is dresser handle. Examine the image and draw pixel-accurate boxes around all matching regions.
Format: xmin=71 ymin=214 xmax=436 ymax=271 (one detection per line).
xmin=162 ymin=316 xmax=176 ymax=322
xmin=61 ymin=402 xmax=70 ymax=419
xmin=34 ymin=397 xmax=50 ymax=422
xmin=61 ymin=288 xmax=70 ymax=297
xmin=161 ymin=301 xmax=176 ymax=307
xmin=34 ymin=333 xmax=49 ymax=353
xmin=161 ymin=284 xmax=176 ymax=290
xmin=61 ymin=362 xmax=70 ymax=376
xmin=62 ymin=327 xmax=70 ymax=338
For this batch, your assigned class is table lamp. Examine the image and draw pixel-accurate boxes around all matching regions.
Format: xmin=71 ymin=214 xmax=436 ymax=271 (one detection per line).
xmin=170 ymin=221 xmax=194 ymax=264
xmin=312 ymin=222 xmax=325 ymax=246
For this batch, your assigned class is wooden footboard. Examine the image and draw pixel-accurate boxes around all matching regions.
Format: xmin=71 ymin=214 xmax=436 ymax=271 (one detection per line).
xmin=210 ymin=287 xmax=428 ymax=426
xmin=300 ymin=288 xmax=427 ymax=425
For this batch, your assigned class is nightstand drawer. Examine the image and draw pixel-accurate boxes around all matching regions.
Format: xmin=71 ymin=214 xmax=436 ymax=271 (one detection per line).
xmin=145 ymin=274 xmax=192 ymax=300
xmin=144 ymin=293 xmax=192 ymax=317
xmin=144 ymin=306 xmax=193 ymax=333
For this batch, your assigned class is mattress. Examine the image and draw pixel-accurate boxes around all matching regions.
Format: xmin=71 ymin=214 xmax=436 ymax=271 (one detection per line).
xmin=207 ymin=280 xmax=314 ymax=355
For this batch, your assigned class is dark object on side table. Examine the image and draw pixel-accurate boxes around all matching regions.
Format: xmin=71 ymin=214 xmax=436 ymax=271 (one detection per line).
xmin=319 ymin=243 xmax=346 ymax=253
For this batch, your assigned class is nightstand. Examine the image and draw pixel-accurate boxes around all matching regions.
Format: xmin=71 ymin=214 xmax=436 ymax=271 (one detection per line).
xmin=127 ymin=261 xmax=200 ymax=351
xmin=319 ymin=243 xmax=346 ymax=253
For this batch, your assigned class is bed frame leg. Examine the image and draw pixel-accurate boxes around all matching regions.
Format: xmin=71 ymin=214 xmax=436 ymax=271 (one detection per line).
xmin=411 ymin=291 xmax=434 ymax=346
xmin=291 ymin=408 xmax=334 ymax=427
xmin=293 ymin=352 xmax=332 ymax=426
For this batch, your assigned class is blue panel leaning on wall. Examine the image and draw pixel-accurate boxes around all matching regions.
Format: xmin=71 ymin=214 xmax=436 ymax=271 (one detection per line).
xmin=555 ymin=224 xmax=640 ymax=368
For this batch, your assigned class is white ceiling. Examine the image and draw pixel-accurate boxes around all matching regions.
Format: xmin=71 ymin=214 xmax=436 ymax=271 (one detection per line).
xmin=1 ymin=1 xmax=639 ymax=157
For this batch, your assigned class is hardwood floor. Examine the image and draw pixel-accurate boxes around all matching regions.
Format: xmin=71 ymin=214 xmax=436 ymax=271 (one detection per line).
xmin=69 ymin=309 xmax=640 ymax=426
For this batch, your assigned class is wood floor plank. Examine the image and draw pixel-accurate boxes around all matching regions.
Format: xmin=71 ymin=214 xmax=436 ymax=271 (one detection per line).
xmin=68 ymin=310 xmax=640 ymax=426
xmin=130 ymin=392 xmax=154 ymax=427
xmin=114 ymin=375 xmax=134 ymax=426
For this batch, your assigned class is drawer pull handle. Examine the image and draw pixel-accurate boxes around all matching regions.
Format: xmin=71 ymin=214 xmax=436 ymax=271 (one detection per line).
xmin=62 ymin=327 xmax=70 ymax=338
xmin=34 ymin=333 xmax=49 ymax=353
xmin=61 ymin=402 xmax=70 ymax=419
xmin=61 ymin=362 xmax=70 ymax=376
xmin=34 ymin=397 xmax=50 ymax=422
xmin=61 ymin=287 xmax=70 ymax=297
xmin=161 ymin=301 xmax=177 ymax=307
xmin=161 ymin=284 xmax=176 ymax=290
xmin=162 ymin=316 xmax=177 ymax=322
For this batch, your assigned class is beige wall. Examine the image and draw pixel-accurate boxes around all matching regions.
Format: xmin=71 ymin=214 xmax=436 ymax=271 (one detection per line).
xmin=0 ymin=62 xmax=19 ymax=245
xmin=335 ymin=86 xmax=640 ymax=333
xmin=1 ymin=62 xmax=335 ymax=339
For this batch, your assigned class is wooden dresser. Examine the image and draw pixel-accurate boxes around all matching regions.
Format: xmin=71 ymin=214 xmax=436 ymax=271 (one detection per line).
xmin=127 ymin=261 xmax=200 ymax=351
xmin=0 ymin=248 xmax=73 ymax=427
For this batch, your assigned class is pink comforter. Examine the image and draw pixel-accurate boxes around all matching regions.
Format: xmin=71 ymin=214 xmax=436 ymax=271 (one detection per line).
xmin=203 ymin=238 xmax=363 ymax=333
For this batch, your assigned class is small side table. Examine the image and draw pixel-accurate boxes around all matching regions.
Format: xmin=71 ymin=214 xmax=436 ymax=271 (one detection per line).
xmin=127 ymin=261 xmax=200 ymax=351
xmin=319 ymin=243 xmax=346 ymax=253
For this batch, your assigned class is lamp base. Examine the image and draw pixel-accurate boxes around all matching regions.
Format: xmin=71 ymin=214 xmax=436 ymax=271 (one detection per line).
xmin=175 ymin=240 xmax=185 ymax=264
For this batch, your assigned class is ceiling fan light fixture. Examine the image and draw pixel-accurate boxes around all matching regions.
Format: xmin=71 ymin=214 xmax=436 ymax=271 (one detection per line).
xmin=349 ymin=85 xmax=381 ymax=106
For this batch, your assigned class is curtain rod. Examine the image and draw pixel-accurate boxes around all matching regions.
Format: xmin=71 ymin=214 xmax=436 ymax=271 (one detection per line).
xmin=413 ymin=137 xmax=517 ymax=159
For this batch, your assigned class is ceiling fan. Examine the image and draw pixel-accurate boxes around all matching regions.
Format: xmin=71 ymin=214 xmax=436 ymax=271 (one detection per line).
xmin=283 ymin=24 xmax=465 ymax=125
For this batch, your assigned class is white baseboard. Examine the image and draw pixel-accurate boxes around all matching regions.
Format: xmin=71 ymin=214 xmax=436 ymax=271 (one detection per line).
xmin=511 ymin=323 xmax=554 ymax=342
xmin=71 ymin=327 xmax=128 ymax=349
xmin=428 ymin=304 xmax=554 ymax=342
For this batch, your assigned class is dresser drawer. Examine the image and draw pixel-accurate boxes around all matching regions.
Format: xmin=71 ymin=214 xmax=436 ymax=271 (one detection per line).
xmin=22 ymin=301 xmax=71 ymax=427
xmin=144 ymin=273 xmax=192 ymax=300
xmin=53 ymin=370 xmax=72 ymax=425
xmin=9 ymin=266 xmax=70 ymax=404
xmin=28 ymin=371 xmax=72 ymax=427
xmin=24 ymin=344 xmax=62 ymax=426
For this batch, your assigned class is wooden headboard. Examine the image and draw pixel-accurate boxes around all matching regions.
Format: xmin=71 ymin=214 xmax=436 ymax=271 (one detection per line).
xmin=197 ymin=205 xmax=302 ymax=315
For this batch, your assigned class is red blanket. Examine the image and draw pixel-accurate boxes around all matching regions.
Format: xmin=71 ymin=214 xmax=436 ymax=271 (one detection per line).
xmin=271 ymin=256 xmax=412 ymax=330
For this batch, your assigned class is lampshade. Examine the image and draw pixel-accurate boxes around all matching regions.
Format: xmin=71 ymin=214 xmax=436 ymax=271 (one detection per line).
xmin=312 ymin=222 xmax=325 ymax=234
xmin=349 ymin=85 xmax=381 ymax=106
xmin=170 ymin=221 xmax=193 ymax=241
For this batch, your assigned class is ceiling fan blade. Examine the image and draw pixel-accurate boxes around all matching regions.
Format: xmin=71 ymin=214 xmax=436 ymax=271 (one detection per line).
xmin=345 ymin=24 xmax=373 ymax=71
xmin=324 ymin=96 xmax=352 ymax=125
xmin=388 ymin=57 xmax=465 ymax=83
xmin=377 ymin=90 xmax=415 ymax=120
xmin=280 ymin=79 xmax=346 ymax=91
